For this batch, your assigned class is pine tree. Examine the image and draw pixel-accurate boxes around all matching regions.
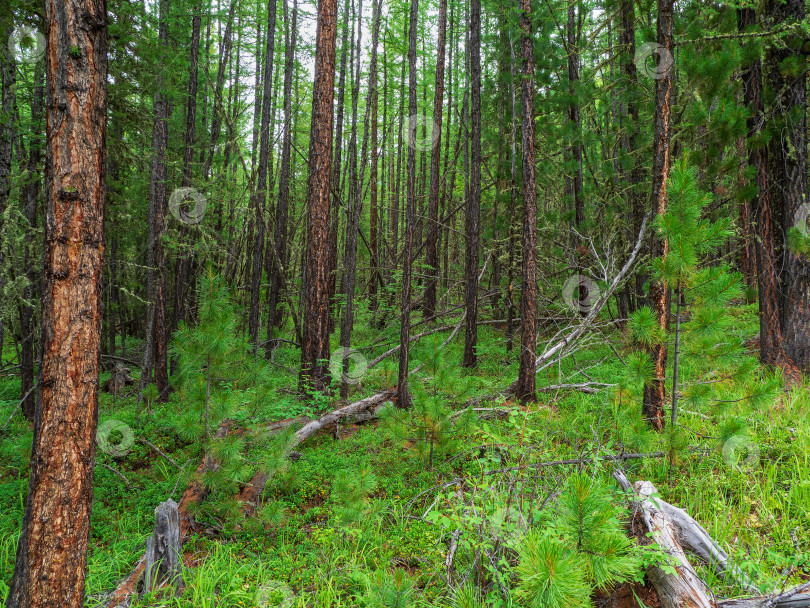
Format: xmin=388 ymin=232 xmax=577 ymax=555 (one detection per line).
xmin=380 ymin=335 xmax=472 ymax=467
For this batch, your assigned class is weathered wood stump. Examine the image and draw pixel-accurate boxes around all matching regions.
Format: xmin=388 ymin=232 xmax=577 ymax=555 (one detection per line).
xmin=144 ymin=499 xmax=182 ymax=595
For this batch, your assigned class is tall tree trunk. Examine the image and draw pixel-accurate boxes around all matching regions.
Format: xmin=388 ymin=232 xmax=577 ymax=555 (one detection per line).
xmin=249 ymin=0 xmax=278 ymax=350
xmin=516 ymin=0 xmax=538 ymax=403
xmin=768 ymin=0 xmax=809 ymax=369
xmin=618 ymin=0 xmax=643 ymax=316
xmin=327 ymin=0 xmax=351 ymax=336
xmin=19 ymin=68 xmax=44 ymax=421
xmin=423 ymin=0 xmax=447 ymax=321
xmin=139 ymin=0 xmax=171 ymax=406
xmin=300 ymin=0 xmax=338 ymax=394
xmin=398 ymin=0 xmax=419 ymax=407
xmin=7 ymin=0 xmax=107 ymax=603
xmin=738 ymin=7 xmax=790 ymax=368
xmin=462 ymin=0 xmax=482 ymax=367
xmin=566 ymin=1 xmax=583 ymax=255
xmin=265 ymin=0 xmax=297 ymax=355
xmin=338 ymin=0 xmax=364 ymax=398
xmin=0 ymin=23 xmax=15 ymax=373
xmin=202 ymin=0 xmax=236 ymax=182
xmin=641 ymin=0 xmax=674 ymax=431
xmin=368 ymin=18 xmax=380 ymax=313
xmin=171 ymin=0 xmax=203 ymax=352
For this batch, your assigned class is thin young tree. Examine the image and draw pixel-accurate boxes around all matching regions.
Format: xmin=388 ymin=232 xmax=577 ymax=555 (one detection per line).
xmin=265 ymin=0 xmax=297 ymax=354
xmin=249 ymin=0 xmax=278 ymax=351
xmin=139 ymin=0 xmax=171 ymax=405
xmin=423 ymin=0 xmax=447 ymax=321
xmin=642 ymin=0 xmax=674 ymax=431
xmin=7 ymin=0 xmax=107 ymax=603
xmin=19 ymin=68 xmax=44 ymax=421
xmin=462 ymin=0 xmax=482 ymax=367
xmin=516 ymin=0 xmax=538 ymax=403
xmin=398 ymin=0 xmax=419 ymax=407
xmin=300 ymin=0 xmax=339 ymax=393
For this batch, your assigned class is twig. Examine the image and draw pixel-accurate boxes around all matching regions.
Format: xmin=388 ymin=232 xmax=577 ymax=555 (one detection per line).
xmin=101 ymin=463 xmax=131 ymax=488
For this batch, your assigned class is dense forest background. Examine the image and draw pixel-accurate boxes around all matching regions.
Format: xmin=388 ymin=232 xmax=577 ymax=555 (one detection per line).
xmin=0 ymin=0 xmax=809 ymax=604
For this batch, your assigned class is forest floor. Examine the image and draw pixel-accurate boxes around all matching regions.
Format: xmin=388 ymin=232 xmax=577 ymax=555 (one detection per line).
xmin=1 ymin=301 xmax=808 ymax=607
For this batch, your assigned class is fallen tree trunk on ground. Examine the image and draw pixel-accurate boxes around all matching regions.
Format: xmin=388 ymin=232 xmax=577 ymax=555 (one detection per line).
xmin=613 ymin=470 xmax=810 ymax=608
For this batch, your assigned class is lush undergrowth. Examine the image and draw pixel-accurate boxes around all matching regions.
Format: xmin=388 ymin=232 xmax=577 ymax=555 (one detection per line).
xmin=1 ymin=301 xmax=808 ymax=607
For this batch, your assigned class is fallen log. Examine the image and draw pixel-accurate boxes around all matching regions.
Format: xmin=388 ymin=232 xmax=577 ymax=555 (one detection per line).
xmin=105 ymin=279 xmax=470 ymax=603
xmin=613 ymin=471 xmax=810 ymax=608
xmin=627 ymin=478 xmax=715 ymax=608
xmin=104 ymin=420 xmax=234 ymax=607
xmin=612 ymin=470 xmax=759 ymax=595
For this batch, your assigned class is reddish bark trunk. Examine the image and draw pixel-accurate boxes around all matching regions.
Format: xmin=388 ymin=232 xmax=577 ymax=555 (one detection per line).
xmin=7 ymin=0 xmax=107 ymax=604
xmin=300 ymin=0 xmax=339 ymax=394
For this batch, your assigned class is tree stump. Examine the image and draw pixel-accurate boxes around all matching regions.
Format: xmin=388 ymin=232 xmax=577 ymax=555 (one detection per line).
xmin=144 ymin=499 xmax=182 ymax=595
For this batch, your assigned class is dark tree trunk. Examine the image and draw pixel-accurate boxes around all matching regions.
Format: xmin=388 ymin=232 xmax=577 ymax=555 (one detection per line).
xmin=566 ymin=2 xmax=584 ymax=251
xmin=6 ymin=0 xmax=107 ymax=603
xmin=462 ymin=0 xmax=482 ymax=368
xmin=265 ymin=0 xmax=297 ymax=355
xmin=423 ymin=0 xmax=447 ymax=321
xmin=642 ymin=0 xmax=674 ymax=431
xmin=516 ymin=0 xmax=538 ymax=403
xmin=398 ymin=0 xmax=419 ymax=407
xmin=19 ymin=69 xmax=44 ymax=421
xmin=300 ymin=0 xmax=338 ymax=394
xmin=767 ymin=0 xmax=810 ymax=369
xmin=506 ymin=27 xmax=518 ymax=353
xmin=249 ymin=0 xmax=278 ymax=350
xmin=619 ymin=0 xmax=643 ymax=315
xmin=327 ymin=0 xmax=351 ymax=336
xmin=0 ymin=24 xmax=15 ymax=374
xmin=368 ymin=7 xmax=381 ymax=313
xmin=736 ymin=134 xmax=756 ymax=288
xmin=202 ymin=0 xmax=236 ymax=182
xmin=171 ymin=0 xmax=203 ymax=351
xmin=139 ymin=0 xmax=171 ymax=405
xmin=338 ymin=0 xmax=364 ymax=399
xmin=739 ymin=7 xmax=791 ymax=368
